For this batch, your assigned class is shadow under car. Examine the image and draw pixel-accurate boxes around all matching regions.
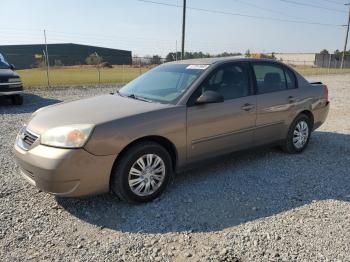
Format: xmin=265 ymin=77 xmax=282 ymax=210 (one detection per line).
xmin=56 ymin=131 xmax=350 ymax=234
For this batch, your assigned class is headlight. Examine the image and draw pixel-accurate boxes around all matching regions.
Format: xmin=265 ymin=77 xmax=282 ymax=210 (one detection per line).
xmin=41 ymin=124 xmax=94 ymax=148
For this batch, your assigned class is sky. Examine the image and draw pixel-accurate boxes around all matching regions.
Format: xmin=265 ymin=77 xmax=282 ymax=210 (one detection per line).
xmin=1 ymin=0 xmax=349 ymax=57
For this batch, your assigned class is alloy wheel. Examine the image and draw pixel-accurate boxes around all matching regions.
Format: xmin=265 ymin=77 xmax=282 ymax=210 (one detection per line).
xmin=293 ymin=120 xmax=309 ymax=149
xmin=128 ymin=154 xmax=166 ymax=196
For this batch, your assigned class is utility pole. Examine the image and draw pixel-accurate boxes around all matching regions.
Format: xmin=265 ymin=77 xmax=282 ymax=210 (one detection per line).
xmin=341 ymin=3 xmax=350 ymax=69
xmin=44 ymin=30 xmax=50 ymax=87
xmin=94 ymin=52 xmax=101 ymax=87
xmin=181 ymin=0 xmax=186 ymax=60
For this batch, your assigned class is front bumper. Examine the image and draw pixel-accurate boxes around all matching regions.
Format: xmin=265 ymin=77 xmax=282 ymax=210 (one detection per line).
xmin=0 ymin=83 xmax=23 ymax=96
xmin=14 ymin=142 xmax=116 ymax=197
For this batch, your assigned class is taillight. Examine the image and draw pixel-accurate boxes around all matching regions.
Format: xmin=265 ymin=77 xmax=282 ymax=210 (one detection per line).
xmin=324 ymin=85 xmax=329 ymax=103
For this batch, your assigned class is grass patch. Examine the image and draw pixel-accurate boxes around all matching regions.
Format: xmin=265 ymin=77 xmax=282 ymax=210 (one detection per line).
xmin=17 ymin=65 xmax=350 ymax=88
xmin=17 ymin=66 xmax=150 ymax=88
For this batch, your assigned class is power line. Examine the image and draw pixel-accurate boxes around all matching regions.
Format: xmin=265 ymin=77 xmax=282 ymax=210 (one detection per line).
xmin=278 ymin=0 xmax=347 ymax=13
xmin=233 ymin=0 xmax=300 ymax=18
xmin=136 ymin=0 xmax=343 ymax=27
xmin=1 ymin=29 xmax=250 ymax=56
xmin=318 ymin=0 xmax=348 ymax=6
xmin=0 ymin=29 xmax=244 ymax=50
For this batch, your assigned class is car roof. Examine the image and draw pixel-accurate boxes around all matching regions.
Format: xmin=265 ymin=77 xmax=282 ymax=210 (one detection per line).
xmin=167 ymin=56 xmax=279 ymax=65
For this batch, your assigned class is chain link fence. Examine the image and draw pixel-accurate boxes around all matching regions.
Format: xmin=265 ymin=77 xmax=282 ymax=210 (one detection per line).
xmin=16 ymin=56 xmax=161 ymax=88
xmin=14 ymin=56 xmax=350 ymax=88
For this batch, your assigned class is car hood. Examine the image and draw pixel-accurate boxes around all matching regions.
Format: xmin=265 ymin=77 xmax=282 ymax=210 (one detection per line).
xmin=27 ymin=94 xmax=173 ymax=134
xmin=0 ymin=69 xmax=19 ymax=78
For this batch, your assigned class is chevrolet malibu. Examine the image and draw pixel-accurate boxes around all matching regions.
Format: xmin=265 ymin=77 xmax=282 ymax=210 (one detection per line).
xmin=14 ymin=58 xmax=329 ymax=203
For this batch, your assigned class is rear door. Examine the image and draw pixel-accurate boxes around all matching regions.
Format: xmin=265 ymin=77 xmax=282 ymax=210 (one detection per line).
xmin=186 ymin=62 xmax=257 ymax=161
xmin=252 ymin=62 xmax=299 ymax=145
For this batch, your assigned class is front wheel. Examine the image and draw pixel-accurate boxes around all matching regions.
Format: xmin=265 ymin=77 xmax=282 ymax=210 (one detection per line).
xmin=282 ymin=114 xmax=312 ymax=154
xmin=110 ymin=141 xmax=173 ymax=203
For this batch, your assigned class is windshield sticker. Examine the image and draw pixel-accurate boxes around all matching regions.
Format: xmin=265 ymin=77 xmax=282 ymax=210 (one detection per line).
xmin=186 ymin=65 xmax=210 ymax=70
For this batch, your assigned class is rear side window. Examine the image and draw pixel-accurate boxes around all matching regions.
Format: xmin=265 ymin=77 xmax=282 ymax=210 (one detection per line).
xmin=285 ymin=68 xmax=297 ymax=89
xmin=253 ymin=64 xmax=287 ymax=94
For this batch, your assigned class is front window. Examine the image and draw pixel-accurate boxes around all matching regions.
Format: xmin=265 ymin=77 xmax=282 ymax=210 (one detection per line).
xmin=118 ymin=64 xmax=208 ymax=104
xmin=200 ymin=62 xmax=251 ymax=100
xmin=0 ymin=54 xmax=10 ymax=69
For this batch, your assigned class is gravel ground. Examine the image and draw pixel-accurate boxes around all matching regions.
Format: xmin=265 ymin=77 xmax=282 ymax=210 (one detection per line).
xmin=1 ymin=75 xmax=350 ymax=262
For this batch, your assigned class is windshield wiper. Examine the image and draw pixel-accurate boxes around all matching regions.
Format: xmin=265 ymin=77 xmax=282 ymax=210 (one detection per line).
xmin=119 ymin=92 xmax=153 ymax=103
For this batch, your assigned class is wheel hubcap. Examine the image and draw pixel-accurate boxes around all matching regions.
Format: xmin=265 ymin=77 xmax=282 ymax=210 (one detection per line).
xmin=293 ymin=120 xmax=309 ymax=149
xmin=128 ymin=154 xmax=166 ymax=196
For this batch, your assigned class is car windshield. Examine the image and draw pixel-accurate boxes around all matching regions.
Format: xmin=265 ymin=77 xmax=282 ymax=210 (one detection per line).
xmin=0 ymin=54 xmax=10 ymax=69
xmin=118 ymin=63 xmax=209 ymax=104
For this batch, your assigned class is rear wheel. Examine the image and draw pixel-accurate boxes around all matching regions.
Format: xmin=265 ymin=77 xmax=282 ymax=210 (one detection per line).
xmin=283 ymin=114 xmax=311 ymax=154
xmin=110 ymin=141 xmax=173 ymax=203
xmin=11 ymin=95 xmax=23 ymax=105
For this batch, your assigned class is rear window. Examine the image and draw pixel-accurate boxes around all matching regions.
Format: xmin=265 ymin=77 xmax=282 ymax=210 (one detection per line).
xmin=285 ymin=68 xmax=297 ymax=89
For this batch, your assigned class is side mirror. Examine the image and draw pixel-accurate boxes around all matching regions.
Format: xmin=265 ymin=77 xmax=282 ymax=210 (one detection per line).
xmin=196 ymin=90 xmax=224 ymax=105
xmin=10 ymin=64 xmax=15 ymax=70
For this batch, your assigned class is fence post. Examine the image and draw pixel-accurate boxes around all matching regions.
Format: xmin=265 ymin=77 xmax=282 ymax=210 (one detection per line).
xmin=43 ymin=30 xmax=50 ymax=88
xmin=98 ymin=66 xmax=101 ymax=88
xmin=122 ymin=64 xmax=125 ymax=84
xmin=139 ymin=58 xmax=142 ymax=75
xmin=328 ymin=54 xmax=331 ymax=74
xmin=94 ymin=52 xmax=101 ymax=88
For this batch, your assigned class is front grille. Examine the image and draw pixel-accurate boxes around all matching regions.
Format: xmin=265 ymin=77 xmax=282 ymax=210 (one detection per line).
xmin=23 ymin=130 xmax=38 ymax=147
xmin=17 ymin=128 xmax=39 ymax=150
xmin=0 ymin=78 xmax=9 ymax=83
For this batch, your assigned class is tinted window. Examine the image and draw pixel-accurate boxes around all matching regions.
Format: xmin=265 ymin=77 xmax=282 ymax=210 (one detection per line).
xmin=253 ymin=64 xmax=287 ymax=94
xmin=0 ymin=53 xmax=10 ymax=69
xmin=285 ymin=68 xmax=297 ymax=89
xmin=199 ymin=63 xmax=251 ymax=100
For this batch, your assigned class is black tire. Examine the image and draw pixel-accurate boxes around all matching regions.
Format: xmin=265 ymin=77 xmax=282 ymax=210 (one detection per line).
xmin=282 ymin=114 xmax=312 ymax=154
xmin=11 ymin=95 xmax=23 ymax=105
xmin=110 ymin=141 xmax=173 ymax=203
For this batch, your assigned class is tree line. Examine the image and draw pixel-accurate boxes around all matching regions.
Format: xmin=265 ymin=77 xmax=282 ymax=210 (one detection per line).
xmin=319 ymin=49 xmax=350 ymax=60
xmin=76 ymin=49 xmax=350 ymax=67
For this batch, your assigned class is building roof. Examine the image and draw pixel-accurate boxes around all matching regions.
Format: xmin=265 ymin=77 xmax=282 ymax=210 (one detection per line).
xmin=0 ymin=43 xmax=131 ymax=53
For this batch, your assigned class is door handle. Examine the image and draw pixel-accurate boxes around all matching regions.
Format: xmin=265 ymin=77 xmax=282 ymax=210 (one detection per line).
xmin=241 ymin=103 xmax=255 ymax=111
xmin=288 ymin=96 xmax=297 ymax=103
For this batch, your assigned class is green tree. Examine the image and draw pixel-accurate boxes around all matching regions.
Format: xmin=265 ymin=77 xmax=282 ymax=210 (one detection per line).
xmin=165 ymin=51 xmax=242 ymax=62
xmin=245 ymin=49 xmax=251 ymax=58
xmin=334 ymin=50 xmax=341 ymax=60
xmin=151 ymin=55 xmax=162 ymax=64
xmin=320 ymin=49 xmax=329 ymax=55
xmin=216 ymin=52 xmax=242 ymax=57
xmin=85 ymin=53 xmax=103 ymax=65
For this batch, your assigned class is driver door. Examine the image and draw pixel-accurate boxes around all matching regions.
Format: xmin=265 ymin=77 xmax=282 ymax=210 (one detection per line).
xmin=186 ymin=62 xmax=257 ymax=162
